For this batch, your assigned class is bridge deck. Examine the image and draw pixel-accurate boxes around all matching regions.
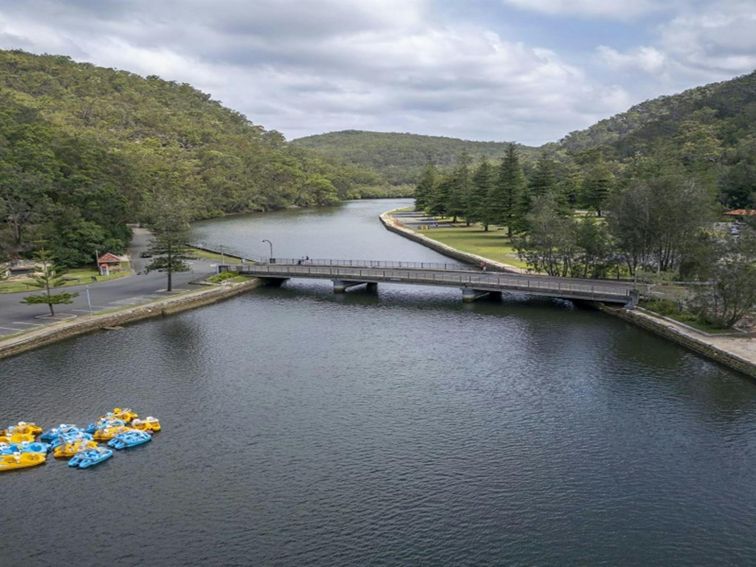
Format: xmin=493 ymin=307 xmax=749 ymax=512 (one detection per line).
xmin=223 ymin=259 xmax=640 ymax=304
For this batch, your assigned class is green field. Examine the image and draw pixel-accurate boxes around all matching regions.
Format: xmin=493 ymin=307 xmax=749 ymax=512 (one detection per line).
xmin=418 ymin=225 xmax=527 ymax=268
xmin=187 ymin=247 xmax=244 ymax=264
xmin=0 ymin=265 xmax=131 ymax=294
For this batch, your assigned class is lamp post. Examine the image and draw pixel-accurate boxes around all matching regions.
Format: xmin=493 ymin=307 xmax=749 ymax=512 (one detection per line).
xmin=262 ymin=239 xmax=273 ymax=262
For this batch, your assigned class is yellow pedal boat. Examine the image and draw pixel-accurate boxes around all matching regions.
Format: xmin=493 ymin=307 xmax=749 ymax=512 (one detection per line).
xmin=0 ymin=452 xmax=46 ymax=471
xmin=110 ymin=408 xmax=138 ymax=423
xmin=0 ymin=432 xmax=36 ymax=444
xmin=131 ymin=417 xmax=161 ymax=433
xmin=2 ymin=422 xmax=43 ymax=437
xmin=54 ymin=440 xmax=99 ymax=459
xmin=93 ymin=425 xmax=131 ymax=442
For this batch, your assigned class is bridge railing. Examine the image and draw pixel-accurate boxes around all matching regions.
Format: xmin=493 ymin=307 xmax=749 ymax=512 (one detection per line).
xmin=262 ymin=257 xmax=476 ymax=271
xmin=226 ymin=262 xmax=644 ymax=298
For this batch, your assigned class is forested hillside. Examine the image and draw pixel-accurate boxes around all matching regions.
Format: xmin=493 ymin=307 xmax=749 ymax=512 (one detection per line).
xmin=292 ymin=130 xmax=538 ymax=185
xmin=0 ymin=50 xmax=384 ymax=265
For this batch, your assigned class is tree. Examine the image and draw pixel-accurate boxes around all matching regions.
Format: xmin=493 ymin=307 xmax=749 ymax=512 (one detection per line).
xmin=581 ymin=157 xmax=614 ymax=217
xmin=692 ymin=224 xmax=756 ymax=328
xmin=470 ymin=160 xmax=495 ymax=230
xmin=447 ymin=152 xmax=472 ymax=224
xmin=414 ymin=161 xmax=436 ymax=212
xmin=513 ymin=194 xmax=576 ymax=277
xmin=490 ymin=144 xmax=525 ymax=236
xmin=20 ymin=249 xmax=78 ymax=316
xmin=144 ymin=197 xmax=192 ymax=292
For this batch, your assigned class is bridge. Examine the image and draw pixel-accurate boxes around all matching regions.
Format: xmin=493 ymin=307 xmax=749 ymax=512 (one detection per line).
xmin=220 ymin=258 xmax=641 ymax=306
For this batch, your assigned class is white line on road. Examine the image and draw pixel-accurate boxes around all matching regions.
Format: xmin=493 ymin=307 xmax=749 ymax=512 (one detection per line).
xmin=0 ymin=326 xmax=24 ymax=331
xmin=11 ymin=322 xmax=42 ymax=326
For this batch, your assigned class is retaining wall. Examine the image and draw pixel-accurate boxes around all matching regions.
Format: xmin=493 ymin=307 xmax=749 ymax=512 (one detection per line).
xmin=597 ymin=304 xmax=756 ymax=379
xmin=379 ymin=211 xmax=524 ymax=273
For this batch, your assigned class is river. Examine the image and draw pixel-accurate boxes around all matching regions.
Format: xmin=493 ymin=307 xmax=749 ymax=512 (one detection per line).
xmin=2 ymin=199 xmax=755 ymax=565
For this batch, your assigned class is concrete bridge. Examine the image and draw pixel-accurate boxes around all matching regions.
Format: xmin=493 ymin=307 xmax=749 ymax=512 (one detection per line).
xmin=220 ymin=258 xmax=641 ymax=306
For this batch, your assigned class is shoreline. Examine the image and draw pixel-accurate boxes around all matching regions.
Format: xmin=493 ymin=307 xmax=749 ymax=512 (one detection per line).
xmin=381 ymin=208 xmax=756 ymax=380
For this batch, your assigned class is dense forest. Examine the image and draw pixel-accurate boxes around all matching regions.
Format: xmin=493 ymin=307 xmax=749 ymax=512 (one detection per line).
xmin=292 ymin=130 xmax=538 ymax=185
xmin=0 ymin=50 xmax=386 ymax=265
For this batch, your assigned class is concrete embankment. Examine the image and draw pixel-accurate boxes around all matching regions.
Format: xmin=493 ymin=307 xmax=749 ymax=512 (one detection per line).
xmin=0 ymin=278 xmax=262 ymax=361
xmin=381 ymin=208 xmax=756 ymax=380
xmin=596 ymin=305 xmax=756 ymax=379
xmin=379 ymin=210 xmax=525 ymax=273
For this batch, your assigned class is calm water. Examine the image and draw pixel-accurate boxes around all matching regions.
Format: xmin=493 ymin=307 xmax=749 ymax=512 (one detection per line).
xmin=2 ymin=199 xmax=755 ymax=566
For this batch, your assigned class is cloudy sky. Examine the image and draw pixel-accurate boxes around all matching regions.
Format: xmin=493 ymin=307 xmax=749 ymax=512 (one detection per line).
xmin=0 ymin=1 xmax=754 ymax=145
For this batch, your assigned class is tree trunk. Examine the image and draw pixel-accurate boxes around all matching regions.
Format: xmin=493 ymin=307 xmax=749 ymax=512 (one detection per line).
xmin=48 ymin=302 xmax=55 ymax=317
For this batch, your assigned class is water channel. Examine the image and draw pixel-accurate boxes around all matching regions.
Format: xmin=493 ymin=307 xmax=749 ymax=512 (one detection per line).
xmin=3 ymin=199 xmax=755 ymax=565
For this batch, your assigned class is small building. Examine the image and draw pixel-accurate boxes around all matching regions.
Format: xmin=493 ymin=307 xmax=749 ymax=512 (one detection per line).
xmin=97 ymin=253 xmax=129 ymax=275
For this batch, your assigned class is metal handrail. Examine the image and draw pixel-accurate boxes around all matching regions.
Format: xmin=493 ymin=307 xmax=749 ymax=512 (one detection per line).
xmin=225 ymin=262 xmax=644 ymax=298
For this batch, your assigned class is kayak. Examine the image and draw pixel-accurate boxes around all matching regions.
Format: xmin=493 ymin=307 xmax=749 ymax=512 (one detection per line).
xmin=69 ymin=447 xmax=113 ymax=469
xmin=0 ymin=452 xmax=46 ymax=472
xmin=54 ymin=439 xmax=99 ymax=459
xmin=131 ymin=416 xmax=161 ymax=433
xmin=86 ymin=417 xmax=126 ymax=435
xmin=108 ymin=430 xmax=152 ymax=450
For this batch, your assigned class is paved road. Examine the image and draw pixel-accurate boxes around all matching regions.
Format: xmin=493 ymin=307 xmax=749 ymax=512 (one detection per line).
xmin=0 ymin=259 xmax=217 ymax=337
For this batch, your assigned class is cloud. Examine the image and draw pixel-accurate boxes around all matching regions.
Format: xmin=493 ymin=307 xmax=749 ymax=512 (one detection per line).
xmin=500 ymin=0 xmax=666 ymax=20
xmin=595 ymin=1 xmax=756 ymax=87
xmin=597 ymin=46 xmax=667 ymax=73
xmin=0 ymin=0 xmax=750 ymax=145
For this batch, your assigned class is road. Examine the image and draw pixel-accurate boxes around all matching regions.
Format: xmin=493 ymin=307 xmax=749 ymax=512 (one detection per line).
xmin=0 ymin=249 xmax=217 ymax=337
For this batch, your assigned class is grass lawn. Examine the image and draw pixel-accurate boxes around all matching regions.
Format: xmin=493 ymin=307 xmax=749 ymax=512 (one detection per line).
xmin=187 ymin=247 xmax=243 ymax=264
xmin=418 ymin=224 xmax=528 ymax=268
xmin=0 ymin=265 xmax=131 ymax=294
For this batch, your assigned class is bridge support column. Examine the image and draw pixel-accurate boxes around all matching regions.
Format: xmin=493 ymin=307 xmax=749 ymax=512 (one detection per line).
xmin=261 ymin=277 xmax=288 ymax=287
xmin=461 ymin=288 xmax=490 ymax=303
xmin=333 ymin=280 xmax=368 ymax=293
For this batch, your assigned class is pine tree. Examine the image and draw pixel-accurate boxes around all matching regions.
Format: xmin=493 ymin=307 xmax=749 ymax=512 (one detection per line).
xmin=21 ymin=248 xmax=78 ymax=316
xmin=528 ymin=155 xmax=557 ymax=199
xmin=490 ymin=144 xmax=526 ymax=236
xmin=144 ymin=196 xmax=192 ymax=292
xmin=471 ymin=160 xmax=495 ymax=230
xmin=447 ymin=152 xmax=472 ymax=224
xmin=582 ymin=158 xmax=615 ymax=217
xmin=414 ymin=161 xmax=437 ymax=212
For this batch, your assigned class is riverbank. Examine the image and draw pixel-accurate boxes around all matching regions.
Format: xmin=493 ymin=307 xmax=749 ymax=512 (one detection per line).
xmin=381 ymin=208 xmax=756 ymax=379
xmin=0 ymin=277 xmax=261 ymax=360
xmin=379 ymin=209 xmax=526 ymax=273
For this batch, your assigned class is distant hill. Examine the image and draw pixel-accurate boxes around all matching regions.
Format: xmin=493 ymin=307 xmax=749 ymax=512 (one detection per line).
xmin=558 ymin=70 xmax=756 ymax=158
xmin=292 ymin=130 xmax=539 ymax=185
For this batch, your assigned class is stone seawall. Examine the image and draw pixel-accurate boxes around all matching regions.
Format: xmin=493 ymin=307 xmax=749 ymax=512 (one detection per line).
xmin=379 ymin=210 xmax=524 ymax=273
xmin=596 ymin=304 xmax=756 ymax=380
xmin=0 ymin=278 xmax=262 ymax=360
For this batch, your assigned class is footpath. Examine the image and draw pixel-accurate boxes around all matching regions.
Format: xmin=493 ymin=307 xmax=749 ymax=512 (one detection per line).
xmin=382 ymin=208 xmax=756 ymax=380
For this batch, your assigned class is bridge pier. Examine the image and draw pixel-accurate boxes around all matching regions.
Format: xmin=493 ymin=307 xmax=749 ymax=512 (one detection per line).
xmin=333 ymin=279 xmax=371 ymax=293
xmin=261 ymin=277 xmax=288 ymax=287
xmin=461 ymin=288 xmax=492 ymax=303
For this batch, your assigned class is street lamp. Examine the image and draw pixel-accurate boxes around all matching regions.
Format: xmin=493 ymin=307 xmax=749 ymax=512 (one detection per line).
xmin=262 ymin=239 xmax=273 ymax=262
